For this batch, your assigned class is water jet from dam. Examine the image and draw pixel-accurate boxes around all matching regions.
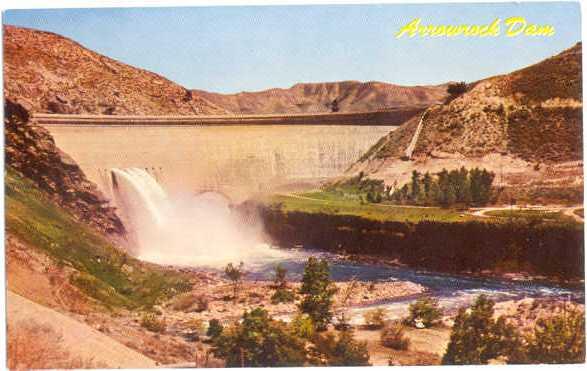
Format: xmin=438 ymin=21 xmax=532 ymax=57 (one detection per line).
xmin=111 ymin=168 xmax=285 ymax=268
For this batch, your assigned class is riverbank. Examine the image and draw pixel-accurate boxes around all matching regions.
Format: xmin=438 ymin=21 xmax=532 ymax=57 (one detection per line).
xmin=252 ymin=201 xmax=584 ymax=282
xmin=334 ymin=252 xmax=585 ymax=288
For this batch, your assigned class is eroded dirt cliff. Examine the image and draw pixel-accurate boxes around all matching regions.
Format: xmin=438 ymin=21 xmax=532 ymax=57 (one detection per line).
xmin=5 ymin=98 xmax=124 ymax=235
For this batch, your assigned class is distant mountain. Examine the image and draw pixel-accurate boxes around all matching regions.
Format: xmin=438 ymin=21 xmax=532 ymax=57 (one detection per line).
xmin=4 ymin=25 xmax=446 ymax=117
xmin=352 ymin=43 xmax=582 ymax=202
xmin=194 ymin=81 xmax=448 ymax=114
xmin=3 ymin=25 xmax=227 ymax=115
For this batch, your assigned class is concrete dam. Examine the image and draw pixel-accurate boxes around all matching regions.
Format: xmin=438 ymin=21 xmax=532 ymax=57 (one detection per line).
xmin=40 ymin=113 xmax=399 ymax=202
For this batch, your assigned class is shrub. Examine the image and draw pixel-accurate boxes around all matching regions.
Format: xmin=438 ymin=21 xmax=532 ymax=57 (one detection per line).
xmin=525 ymin=307 xmax=585 ymax=363
xmin=299 ymin=257 xmax=337 ymax=331
xmin=224 ymin=262 xmax=245 ymax=301
xmin=273 ymin=263 xmax=288 ymax=289
xmin=172 ymin=294 xmax=208 ymax=312
xmin=442 ymin=295 xmax=523 ymax=365
xmin=290 ymin=313 xmax=315 ymax=340
xmin=381 ymin=322 xmax=410 ymax=350
xmin=189 ymin=318 xmax=206 ymax=335
xmin=446 ymin=81 xmax=468 ymax=103
xmin=406 ymin=296 xmax=442 ymax=328
xmin=212 ymin=308 xmax=306 ymax=367
xmin=363 ymin=308 xmax=388 ymax=329
xmin=183 ymin=318 xmax=206 ymax=342
xmin=140 ymin=313 xmax=166 ymax=333
xmin=311 ymin=330 xmax=370 ymax=366
xmin=271 ymin=288 xmax=295 ymax=304
xmin=194 ymin=296 xmax=209 ymax=312
xmin=207 ymin=319 xmax=224 ymax=339
xmin=7 ymin=321 xmax=106 ymax=369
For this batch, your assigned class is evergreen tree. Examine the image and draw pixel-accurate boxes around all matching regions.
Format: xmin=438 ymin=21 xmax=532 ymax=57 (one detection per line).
xmin=469 ymin=168 xmax=483 ymax=204
xmin=299 ymin=257 xmax=338 ymax=331
xmin=273 ymin=263 xmax=288 ymax=289
xmin=526 ymin=307 xmax=585 ymax=363
xmin=479 ymin=169 xmax=495 ymax=204
xmin=437 ymin=169 xmax=450 ymax=206
xmin=410 ymin=170 xmax=421 ymax=203
xmin=374 ymin=192 xmax=382 ymax=203
xmin=406 ymin=296 xmax=443 ymax=328
xmin=207 ymin=319 xmax=224 ymax=339
xmin=213 ymin=308 xmax=306 ymax=367
xmin=442 ymin=295 xmax=523 ymax=364
xmin=400 ymin=184 xmax=409 ymax=204
xmin=311 ymin=330 xmax=370 ymax=366
xmin=271 ymin=263 xmax=295 ymax=303
xmin=422 ymin=172 xmax=433 ymax=201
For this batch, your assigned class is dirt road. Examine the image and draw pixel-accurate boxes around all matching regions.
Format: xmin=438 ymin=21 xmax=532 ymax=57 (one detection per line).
xmin=469 ymin=205 xmax=584 ymax=222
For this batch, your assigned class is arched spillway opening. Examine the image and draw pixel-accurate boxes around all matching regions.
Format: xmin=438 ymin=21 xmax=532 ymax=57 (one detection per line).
xmin=110 ymin=167 xmax=286 ymax=268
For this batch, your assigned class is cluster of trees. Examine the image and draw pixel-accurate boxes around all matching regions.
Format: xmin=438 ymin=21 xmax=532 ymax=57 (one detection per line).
xmin=324 ymin=171 xmax=385 ymax=201
xmin=362 ymin=294 xmax=584 ymax=365
xmin=390 ymin=168 xmax=496 ymax=207
xmin=211 ymin=257 xmax=370 ymax=367
xmin=443 ymin=295 xmax=585 ymax=364
xmin=211 ymin=258 xmax=582 ymax=366
xmin=325 ymin=167 xmax=496 ymax=207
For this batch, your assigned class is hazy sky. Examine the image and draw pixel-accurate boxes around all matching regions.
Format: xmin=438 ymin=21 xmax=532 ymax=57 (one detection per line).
xmin=3 ymin=2 xmax=581 ymax=93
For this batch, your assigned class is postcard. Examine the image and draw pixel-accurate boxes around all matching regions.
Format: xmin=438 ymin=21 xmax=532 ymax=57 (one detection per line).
xmin=3 ymin=1 xmax=584 ymax=368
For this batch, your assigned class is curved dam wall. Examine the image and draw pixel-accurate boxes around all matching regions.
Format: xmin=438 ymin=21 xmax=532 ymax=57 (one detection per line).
xmin=44 ymin=124 xmax=397 ymax=202
xmin=34 ymin=108 xmax=421 ymax=126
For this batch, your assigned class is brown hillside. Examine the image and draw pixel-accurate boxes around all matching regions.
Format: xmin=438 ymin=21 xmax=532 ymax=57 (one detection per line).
xmin=194 ymin=80 xmax=447 ymax=114
xmin=3 ymin=25 xmax=226 ymax=115
xmin=4 ymin=99 xmax=124 ymax=235
xmin=361 ymin=43 xmax=582 ymax=165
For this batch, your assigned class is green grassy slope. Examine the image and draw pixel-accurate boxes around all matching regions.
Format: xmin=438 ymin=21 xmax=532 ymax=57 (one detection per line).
xmin=5 ymin=169 xmax=191 ymax=309
xmin=265 ymin=192 xmax=582 ymax=226
xmin=484 ymin=209 xmax=578 ymax=224
xmin=265 ymin=193 xmax=482 ymax=223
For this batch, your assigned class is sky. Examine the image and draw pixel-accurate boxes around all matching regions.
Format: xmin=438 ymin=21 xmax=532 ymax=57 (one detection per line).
xmin=3 ymin=2 xmax=581 ymax=93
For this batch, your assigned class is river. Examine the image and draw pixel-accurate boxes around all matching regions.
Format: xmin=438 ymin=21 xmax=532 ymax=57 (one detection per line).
xmin=241 ymin=247 xmax=584 ymax=322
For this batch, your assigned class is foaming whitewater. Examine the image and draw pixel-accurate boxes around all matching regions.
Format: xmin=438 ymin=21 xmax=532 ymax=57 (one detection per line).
xmin=110 ymin=168 xmax=286 ymax=268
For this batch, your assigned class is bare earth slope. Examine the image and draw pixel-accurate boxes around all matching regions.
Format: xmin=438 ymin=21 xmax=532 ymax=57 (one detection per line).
xmin=3 ymin=25 xmax=226 ymax=115
xmin=353 ymin=43 xmax=582 ymax=201
xmin=194 ymin=81 xmax=448 ymax=114
xmin=7 ymin=291 xmax=157 ymax=368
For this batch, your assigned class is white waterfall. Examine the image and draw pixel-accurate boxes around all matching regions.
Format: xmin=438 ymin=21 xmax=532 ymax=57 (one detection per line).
xmin=110 ymin=167 xmax=285 ymax=268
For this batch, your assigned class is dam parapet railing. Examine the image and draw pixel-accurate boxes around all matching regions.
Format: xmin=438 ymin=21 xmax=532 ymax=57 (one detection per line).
xmin=33 ymin=107 xmax=425 ymax=126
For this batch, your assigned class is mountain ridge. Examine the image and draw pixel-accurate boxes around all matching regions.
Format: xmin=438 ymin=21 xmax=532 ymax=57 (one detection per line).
xmin=193 ymin=80 xmax=448 ymax=114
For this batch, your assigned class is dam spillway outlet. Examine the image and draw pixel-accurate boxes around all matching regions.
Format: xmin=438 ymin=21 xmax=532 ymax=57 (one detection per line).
xmin=110 ymin=168 xmax=286 ymax=268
